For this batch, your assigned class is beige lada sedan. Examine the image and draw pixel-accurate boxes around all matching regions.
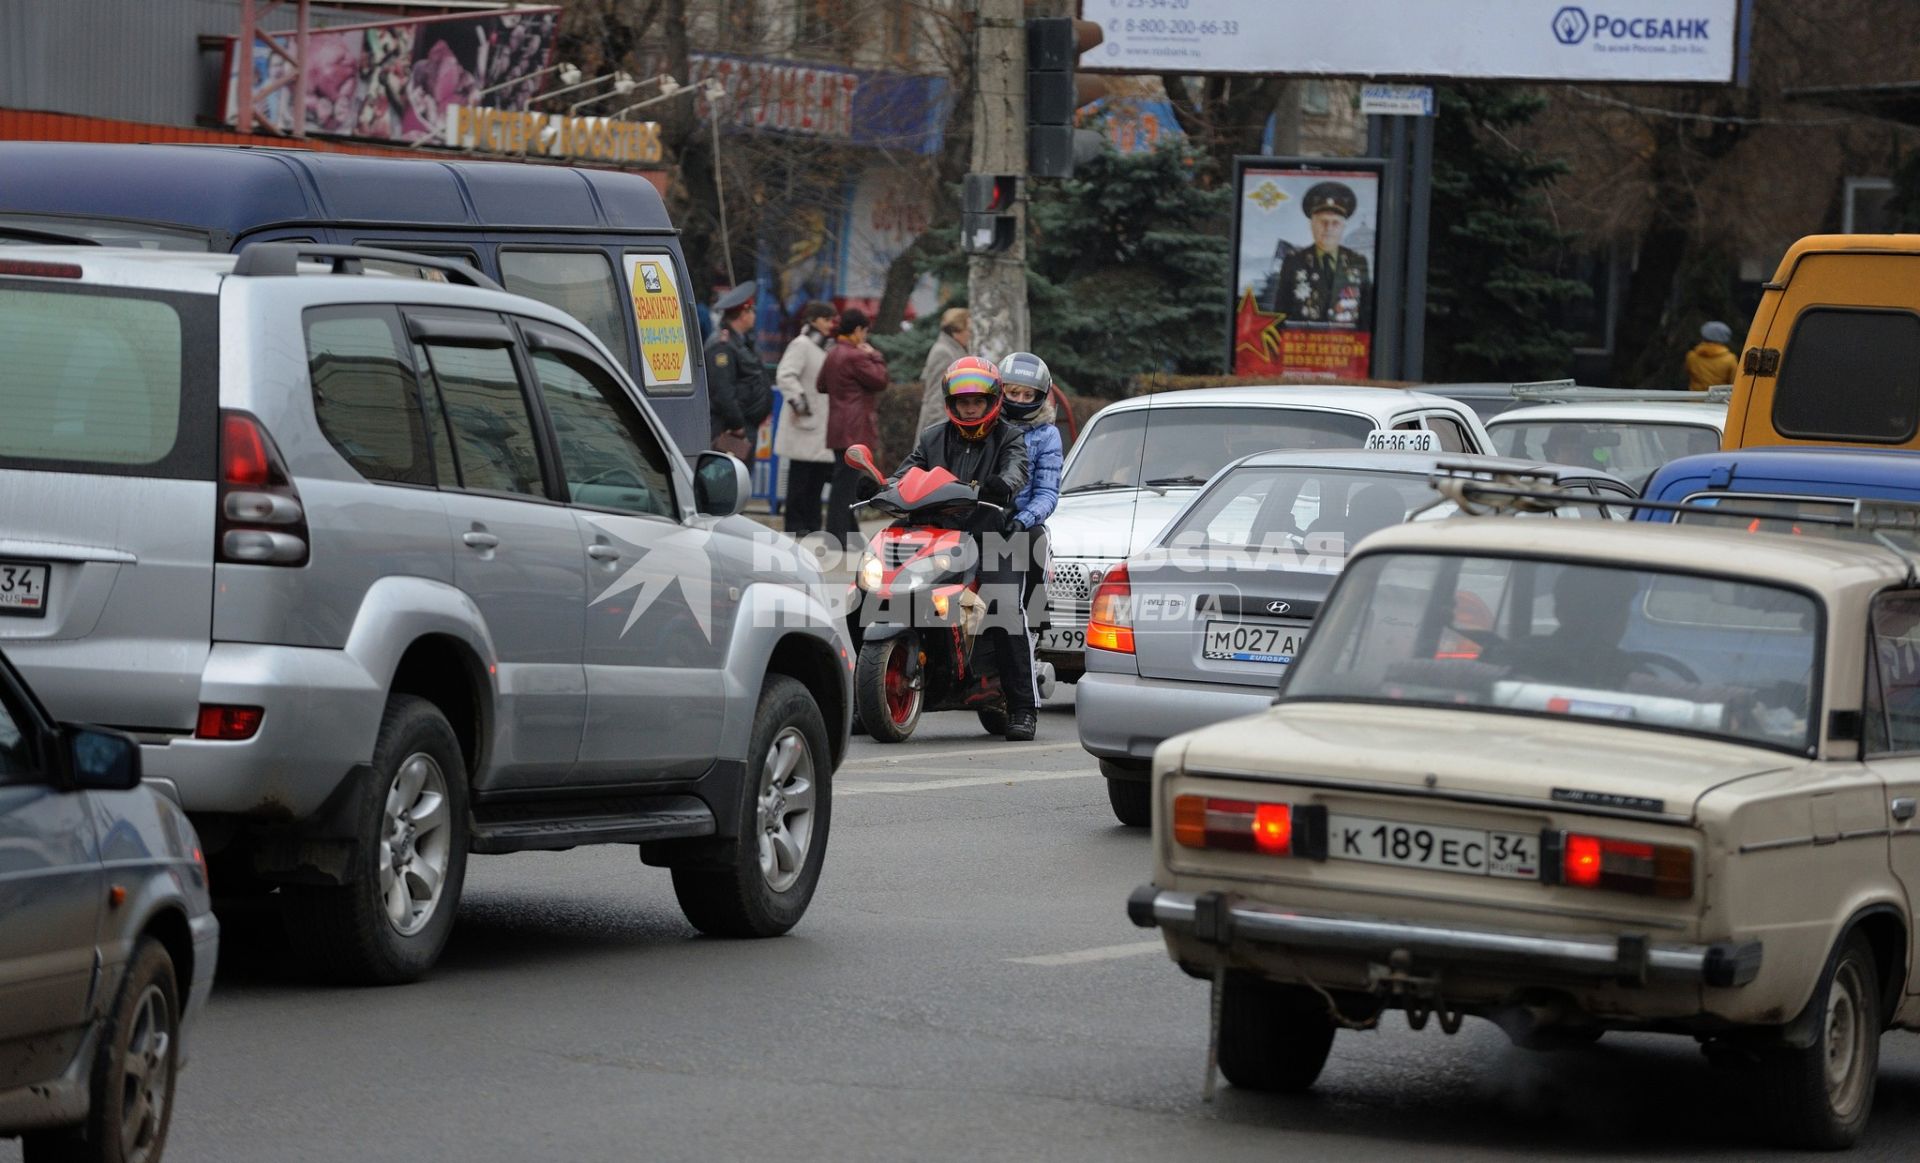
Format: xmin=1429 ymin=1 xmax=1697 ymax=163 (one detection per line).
xmin=1129 ymin=515 xmax=1920 ymax=1149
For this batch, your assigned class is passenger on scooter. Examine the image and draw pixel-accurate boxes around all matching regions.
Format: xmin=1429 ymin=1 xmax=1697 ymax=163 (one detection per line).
xmin=997 ymin=351 xmax=1063 ymax=699
xmin=888 ymin=356 xmax=1038 ymax=740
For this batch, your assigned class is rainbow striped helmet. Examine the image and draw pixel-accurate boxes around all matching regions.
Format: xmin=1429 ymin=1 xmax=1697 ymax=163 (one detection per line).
xmin=941 ymin=356 xmax=1004 ymax=440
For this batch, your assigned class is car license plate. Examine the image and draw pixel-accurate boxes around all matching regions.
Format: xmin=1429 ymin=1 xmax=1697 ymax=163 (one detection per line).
xmin=0 ymin=560 xmax=48 ymax=618
xmin=1328 ymin=813 xmax=1539 ymax=880
xmin=1040 ymin=628 xmax=1085 ymax=652
xmin=1202 ymin=619 xmax=1304 ymax=664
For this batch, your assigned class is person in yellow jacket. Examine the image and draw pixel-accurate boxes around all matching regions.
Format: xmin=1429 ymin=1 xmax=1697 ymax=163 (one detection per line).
xmin=1686 ymin=321 xmax=1740 ymax=391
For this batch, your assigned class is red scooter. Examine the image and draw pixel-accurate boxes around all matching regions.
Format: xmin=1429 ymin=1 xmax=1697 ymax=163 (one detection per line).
xmin=842 ymin=445 xmax=1053 ymax=743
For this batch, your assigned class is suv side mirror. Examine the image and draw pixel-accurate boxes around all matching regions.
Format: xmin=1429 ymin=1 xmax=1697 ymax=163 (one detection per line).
xmin=693 ymin=450 xmax=751 ymax=517
xmin=62 ymin=724 xmax=142 ymax=792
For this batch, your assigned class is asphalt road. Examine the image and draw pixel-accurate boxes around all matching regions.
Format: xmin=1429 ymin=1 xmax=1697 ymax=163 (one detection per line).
xmin=12 ymin=693 xmax=1920 ymax=1162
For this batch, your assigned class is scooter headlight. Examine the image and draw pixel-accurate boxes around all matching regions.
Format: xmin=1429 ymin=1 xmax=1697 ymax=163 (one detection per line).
xmin=857 ymin=552 xmax=885 ymax=591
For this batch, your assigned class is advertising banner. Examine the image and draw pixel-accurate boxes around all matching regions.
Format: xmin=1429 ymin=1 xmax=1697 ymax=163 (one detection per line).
xmin=225 ymin=8 xmax=560 ymax=144
xmin=1230 ymin=161 xmax=1383 ymax=381
xmin=688 ymin=53 xmax=952 ymax=155
xmin=625 ymin=255 xmax=693 ymax=390
xmin=1082 ymin=0 xmax=1747 ymax=84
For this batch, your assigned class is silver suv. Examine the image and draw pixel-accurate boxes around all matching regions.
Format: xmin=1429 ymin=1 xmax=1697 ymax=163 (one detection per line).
xmin=0 ymin=245 xmax=851 ymax=984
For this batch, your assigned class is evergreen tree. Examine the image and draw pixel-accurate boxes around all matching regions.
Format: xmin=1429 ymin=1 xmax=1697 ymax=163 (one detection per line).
xmin=1424 ymin=85 xmax=1589 ymax=382
xmin=872 ymin=143 xmax=1232 ymax=397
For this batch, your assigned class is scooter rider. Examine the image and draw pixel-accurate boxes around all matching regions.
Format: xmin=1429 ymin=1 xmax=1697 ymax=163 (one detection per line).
xmin=888 ymin=356 xmax=1037 ymax=740
xmin=997 ymin=352 xmax=1062 ymax=630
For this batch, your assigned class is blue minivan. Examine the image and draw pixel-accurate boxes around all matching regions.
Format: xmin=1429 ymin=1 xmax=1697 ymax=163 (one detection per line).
xmin=0 ymin=141 xmax=712 ymax=453
xmin=1638 ymin=446 xmax=1920 ymax=536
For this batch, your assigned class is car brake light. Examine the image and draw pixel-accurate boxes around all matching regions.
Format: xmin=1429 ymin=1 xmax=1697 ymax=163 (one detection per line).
xmin=217 ymin=410 xmax=309 ymax=567
xmin=1548 ymin=830 xmax=1692 ymax=898
xmin=1086 ymin=563 xmax=1133 ymax=653
xmin=1172 ymin=794 xmax=1326 ymax=858
xmin=0 ymin=258 xmax=83 ymax=279
xmin=196 ymin=705 xmax=264 ymax=740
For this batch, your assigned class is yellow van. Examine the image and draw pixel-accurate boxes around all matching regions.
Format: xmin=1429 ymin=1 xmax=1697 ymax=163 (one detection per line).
xmin=1723 ymin=233 xmax=1920 ymax=449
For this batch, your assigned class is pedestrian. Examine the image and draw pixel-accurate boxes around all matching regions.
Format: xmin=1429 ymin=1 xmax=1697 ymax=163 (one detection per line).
xmin=917 ymin=307 xmax=972 ymax=433
xmin=821 ymin=308 xmax=891 ymax=548
xmin=1686 ymin=321 xmax=1740 ymax=391
xmin=773 ymin=300 xmax=838 ymax=535
xmin=705 ymin=283 xmax=772 ymax=459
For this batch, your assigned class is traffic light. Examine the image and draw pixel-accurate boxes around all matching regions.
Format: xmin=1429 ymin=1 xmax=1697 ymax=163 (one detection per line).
xmin=962 ymin=173 xmax=1019 ymax=255
xmin=1026 ymin=17 xmax=1106 ymax=179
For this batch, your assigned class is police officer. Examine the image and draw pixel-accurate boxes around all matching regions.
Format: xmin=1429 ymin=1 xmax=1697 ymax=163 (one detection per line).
xmin=1267 ymin=181 xmax=1372 ymax=329
xmin=705 ymin=283 xmax=772 ymax=451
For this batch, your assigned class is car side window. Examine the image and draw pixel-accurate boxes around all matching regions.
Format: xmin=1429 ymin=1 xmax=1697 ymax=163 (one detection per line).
xmin=526 ymin=338 xmax=675 ymax=519
xmin=500 ymin=250 xmax=630 ymax=365
xmin=1866 ymin=591 xmax=1920 ymax=755
xmin=1425 ymin=414 xmax=1471 ymax=453
xmin=414 ymin=341 xmax=551 ymax=499
xmin=0 ymin=685 xmax=32 ymax=782
xmin=304 ymin=306 xmax=433 ymax=486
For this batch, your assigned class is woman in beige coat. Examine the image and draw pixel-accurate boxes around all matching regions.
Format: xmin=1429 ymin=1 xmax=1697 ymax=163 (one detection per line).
xmin=917 ymin=308 xmax=972 ymax=433
xmin=773 ymin=301 xmax=838 ymax=534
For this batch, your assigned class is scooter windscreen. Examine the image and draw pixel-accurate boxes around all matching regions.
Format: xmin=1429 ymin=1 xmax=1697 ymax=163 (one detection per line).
xmin=864 ymin=465 xmax=986 ymax=523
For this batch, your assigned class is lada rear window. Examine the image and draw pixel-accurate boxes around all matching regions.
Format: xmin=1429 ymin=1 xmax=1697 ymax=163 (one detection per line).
xmin=1286 ymin=553 xmax=1820 ymax=753
xmin=0 ymin=281 xmax=216 ymax=479
xmin=1061 ymin=407 xmax=1374 ymax=494
xmin=1772 ymin=307 xmax=1920 ymax=443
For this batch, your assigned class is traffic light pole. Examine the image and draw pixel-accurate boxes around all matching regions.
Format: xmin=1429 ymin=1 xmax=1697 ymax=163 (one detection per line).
xmin=967 ymin=0 xmax=1029 ymax=363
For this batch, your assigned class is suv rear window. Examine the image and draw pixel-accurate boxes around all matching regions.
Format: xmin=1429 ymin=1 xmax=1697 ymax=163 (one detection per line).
xmin=0 ymin=282 xmax=216 ymax=479
xmin=1773 ymin=308 xmax=1920 ymax=443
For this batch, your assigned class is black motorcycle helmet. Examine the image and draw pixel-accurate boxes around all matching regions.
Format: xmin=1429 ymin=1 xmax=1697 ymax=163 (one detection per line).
xmin=998 ymin=351 xmax=1051 ymax=422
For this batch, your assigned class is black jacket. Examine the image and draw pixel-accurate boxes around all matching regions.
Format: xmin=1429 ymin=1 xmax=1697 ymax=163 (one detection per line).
xmin=889 ymin=420 xmax=1029 ymax=509
xmin=704 ymin=326 xmax=771 ymax=436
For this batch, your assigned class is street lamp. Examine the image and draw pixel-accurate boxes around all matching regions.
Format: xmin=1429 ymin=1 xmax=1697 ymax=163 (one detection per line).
xmin=540 ymin=69 xmax=635 ymax=109
xmin=583 ymin=74 xmax=677 ymax=118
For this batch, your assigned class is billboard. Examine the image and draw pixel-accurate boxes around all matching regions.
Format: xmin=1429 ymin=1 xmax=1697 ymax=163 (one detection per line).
xmin=225 ymin=8 xmax=560 ymax=144
xmin=687 ymin=53 xmax=952 ymax=156
xmin=1081 ymin=0 xmax=1748 ymax=84
xmin=1230 ymin=160 xmax=1384 ymax=381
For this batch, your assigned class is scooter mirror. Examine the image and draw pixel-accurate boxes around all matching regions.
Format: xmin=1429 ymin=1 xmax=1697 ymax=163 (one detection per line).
xmin=844 ymin=444 xmax=886 ymax=486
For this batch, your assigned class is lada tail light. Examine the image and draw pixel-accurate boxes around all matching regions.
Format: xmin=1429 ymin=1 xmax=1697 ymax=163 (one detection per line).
xmin=1086 ymin=563 xmax=1134 ymax=653
xmin=1545 ymin=830 xmax=1693 ymax=899
xmin=217 ymin=410 xmax=309 ymax=567
xmin=1172 ymin=795 xmax=1327 ymax=859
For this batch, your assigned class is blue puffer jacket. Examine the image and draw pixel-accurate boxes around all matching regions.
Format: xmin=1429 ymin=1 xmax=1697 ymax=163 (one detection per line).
xmin=1010 ymin=413 xmax=1063 ymax=531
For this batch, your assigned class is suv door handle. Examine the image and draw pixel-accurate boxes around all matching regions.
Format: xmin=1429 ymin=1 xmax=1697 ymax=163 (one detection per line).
xmin=586 ymin=543 xmax=621 ymax=561
xmin=1894 ymin=797 xmax=1917 ymax=822
xmin=462 ymin=531 xmax=500 ymax=550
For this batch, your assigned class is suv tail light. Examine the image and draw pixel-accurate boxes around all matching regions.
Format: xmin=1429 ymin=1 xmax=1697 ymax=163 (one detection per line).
xmin=1544 ymin=830 xmax=1693 ymax=899
xmin=217 ymin=410 xmax=309 ymax=567
xmin=1086 ymin=563 xmax=1133 ymax=653
xmin=1172 ymin=794 xmax=1327 ymax=859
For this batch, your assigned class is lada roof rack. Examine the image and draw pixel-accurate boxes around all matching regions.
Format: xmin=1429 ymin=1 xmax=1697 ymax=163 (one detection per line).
xmin=231 ymin=242 xmax=504 ymax=292
xmin=1507 ymin=380 xmax=1731 ymax=404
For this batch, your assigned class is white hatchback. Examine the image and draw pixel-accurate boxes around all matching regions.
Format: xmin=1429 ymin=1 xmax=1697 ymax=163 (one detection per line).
xmin=1041 ymin=387 xmax=1492 ymax=681
xmin=1488 ymin=399 xmax=1726 ymax=490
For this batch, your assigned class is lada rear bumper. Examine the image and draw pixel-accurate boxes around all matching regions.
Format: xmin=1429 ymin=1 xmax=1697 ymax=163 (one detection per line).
xmin=1128 ymin=886 xmax=1762 ymax=988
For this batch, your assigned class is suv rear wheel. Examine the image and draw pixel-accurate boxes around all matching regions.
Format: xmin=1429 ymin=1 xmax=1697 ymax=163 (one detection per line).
xmin=672 ymin=675 xmax=831 ymax=937
xmin=285 ymin=695 xmax=469 ymax=985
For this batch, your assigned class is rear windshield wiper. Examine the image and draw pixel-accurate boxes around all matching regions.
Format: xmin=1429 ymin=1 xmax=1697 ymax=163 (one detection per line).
xmin=1064 ymin=479 xmax=1165 ymax=496
xmin=1144 ymin=475 xmax=1211 ymax=488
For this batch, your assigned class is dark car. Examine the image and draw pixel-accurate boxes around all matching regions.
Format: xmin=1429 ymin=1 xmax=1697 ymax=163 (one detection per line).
xmin=0 ymin=648 xmax=216 ymax=1163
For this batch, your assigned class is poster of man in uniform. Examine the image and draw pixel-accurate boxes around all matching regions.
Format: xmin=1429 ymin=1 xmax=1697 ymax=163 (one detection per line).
xmin=1230 ymin=160 xmax=1382 ymax=381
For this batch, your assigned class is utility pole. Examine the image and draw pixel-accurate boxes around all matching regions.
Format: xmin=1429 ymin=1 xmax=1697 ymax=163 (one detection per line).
xmin=967 ymin=0 xmax=1028 ymax=363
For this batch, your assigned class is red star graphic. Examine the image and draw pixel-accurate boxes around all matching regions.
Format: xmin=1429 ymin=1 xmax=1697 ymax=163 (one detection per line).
xmin=1233 ymin=288 xmax=1286 ymax=375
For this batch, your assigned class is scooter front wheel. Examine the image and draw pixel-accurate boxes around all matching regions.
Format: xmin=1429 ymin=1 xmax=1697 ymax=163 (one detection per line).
xmin=856 ymin=634 xmax=923 ymax=743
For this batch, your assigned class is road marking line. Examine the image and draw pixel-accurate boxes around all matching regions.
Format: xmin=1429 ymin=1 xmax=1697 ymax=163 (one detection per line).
xmin=838 ymin=769 xmax=1097 ymax=796
xmin=1008 ymin=941 xmax=1167 ymax=967
xmin=841 ymin=741 xmax=1081 ymax=768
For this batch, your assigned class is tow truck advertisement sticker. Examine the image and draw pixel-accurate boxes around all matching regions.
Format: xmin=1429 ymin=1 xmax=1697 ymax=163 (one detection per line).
xmin=626 ymin=255 xmax=693 ymax=388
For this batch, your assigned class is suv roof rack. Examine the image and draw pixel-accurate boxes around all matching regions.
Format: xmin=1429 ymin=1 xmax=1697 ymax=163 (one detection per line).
xmin=230 ymin=242 xmax=504 ymax=292
xmin=1424 ymin=460 xmax=1920 ymax=528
